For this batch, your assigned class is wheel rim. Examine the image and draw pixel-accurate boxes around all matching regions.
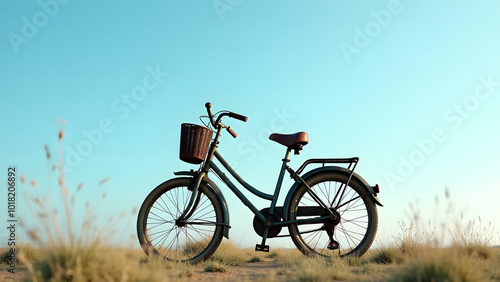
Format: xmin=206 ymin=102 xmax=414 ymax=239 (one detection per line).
xmin=293 ymin=178 xmax=372 ymax=257
xmin=144 ymin=185 xmax=219 ymax=261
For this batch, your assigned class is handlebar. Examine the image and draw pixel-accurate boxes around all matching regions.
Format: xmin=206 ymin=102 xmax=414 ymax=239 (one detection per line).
xmin=205 ymin=102 xmax=215 ymax=127
xmin=205 ymin=102 xmax=247 ymax=138
xmin=229 ymin=112 xmax=248 ymax=122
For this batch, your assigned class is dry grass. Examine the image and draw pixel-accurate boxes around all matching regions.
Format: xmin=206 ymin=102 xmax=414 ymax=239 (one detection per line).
xmin=5 ymin=243 xmax=500 ymax=281
xmin=450 ymin=214 xmax=497 ymax=260
xmin=1 ymin=240 xmax=39 ymax=266
xmin=370 ymin=245 xmax=406 ymax=264
xmin=292 ymin=257 xmax=352 ymax=281
xmin=15 ymin=123 xmax=195 ymax=281
xmin=248 ymin=256 xmax=263 ymax=262
xmin=273 ymin=249 xmax=398 ymax=281
xmin=208 ymin=241 xmax=249 ymax=266
xmin=387 ymin=249 xmax=490 ymax=282
xmin=22 ymin=244 xmax=193 ymax=281
xmin=204 ymin=261 xmax=227 ymax=272
xmin=378 ymin=189 xmax=500 ymax=282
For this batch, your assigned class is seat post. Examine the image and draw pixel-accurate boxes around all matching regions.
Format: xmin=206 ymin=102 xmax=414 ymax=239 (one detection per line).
xmin=256 ymin=148 xmax=292 ymax=253
xmin=268 ymin=148 xmax=292 ymax=216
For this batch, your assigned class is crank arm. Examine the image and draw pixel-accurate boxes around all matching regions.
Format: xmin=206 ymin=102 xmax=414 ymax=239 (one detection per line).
xmin=182 ymin=221 xmax=231 ymax=228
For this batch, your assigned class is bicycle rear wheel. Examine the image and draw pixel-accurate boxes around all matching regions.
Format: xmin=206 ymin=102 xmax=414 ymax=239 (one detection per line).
xmin=137 ymin=177 xmax=224 ymax=263
xmin=287 ymin=172 xmax=378 ymax=257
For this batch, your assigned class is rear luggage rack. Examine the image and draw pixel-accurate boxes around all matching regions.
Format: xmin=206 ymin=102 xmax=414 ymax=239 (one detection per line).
xmin=295 ymin=157 xmax=359 ymax=175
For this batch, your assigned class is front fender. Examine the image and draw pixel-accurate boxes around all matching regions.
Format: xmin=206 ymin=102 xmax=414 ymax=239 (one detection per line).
xmin=174 ymin=171 xmax=230 ymax=239
xmin=283 ymin=166 xmax=382 ymax=222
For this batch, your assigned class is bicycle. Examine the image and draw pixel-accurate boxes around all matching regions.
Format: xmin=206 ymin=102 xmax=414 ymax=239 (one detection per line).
xmin=137 ymin=102 xmax=383 ymax=263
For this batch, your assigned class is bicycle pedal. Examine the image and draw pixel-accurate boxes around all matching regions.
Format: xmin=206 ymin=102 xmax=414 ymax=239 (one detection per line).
xmin=255 ymin=244 xmax=270 ymax=252
xmin=328 ymin=240 xmax=339 ymax=250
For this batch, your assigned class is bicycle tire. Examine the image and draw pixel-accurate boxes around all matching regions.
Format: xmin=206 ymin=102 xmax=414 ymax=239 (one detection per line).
xmin=287 ymin=172 xmax=378 ymax=257
xmin=137 ymin=177 xmax=224 ymax=263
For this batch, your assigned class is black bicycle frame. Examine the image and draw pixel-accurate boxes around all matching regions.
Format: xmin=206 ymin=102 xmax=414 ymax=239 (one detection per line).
xmin=179 ymin=125 xmax=338 ymax=244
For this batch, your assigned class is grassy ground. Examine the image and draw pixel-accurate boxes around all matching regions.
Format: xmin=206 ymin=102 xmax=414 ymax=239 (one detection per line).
xmin=2 ymin=241 xmax=499 ymax=281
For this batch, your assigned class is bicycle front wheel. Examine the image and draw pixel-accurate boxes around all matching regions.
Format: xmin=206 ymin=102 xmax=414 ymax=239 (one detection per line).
xmin=287 ymin=172 xmax=378 ymax=257
xmin=137 ymin=177 xmax=224 ymax=263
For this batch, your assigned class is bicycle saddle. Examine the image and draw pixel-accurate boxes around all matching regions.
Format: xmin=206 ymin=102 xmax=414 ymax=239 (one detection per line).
xmin=269 ymin=132 xmax=309 ymax=148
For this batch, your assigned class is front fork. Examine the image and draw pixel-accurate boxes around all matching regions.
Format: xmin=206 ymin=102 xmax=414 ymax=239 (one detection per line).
xmin=177 ymin=171 xmax=206 ymax=222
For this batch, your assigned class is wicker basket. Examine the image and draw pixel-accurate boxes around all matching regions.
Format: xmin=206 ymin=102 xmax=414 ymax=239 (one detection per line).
xmin=179 ymin=123 xmax=213 ymax=164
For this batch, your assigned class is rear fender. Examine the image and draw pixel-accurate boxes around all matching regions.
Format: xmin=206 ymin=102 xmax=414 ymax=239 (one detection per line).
xmin=283 ymin=166 xmax=382 ymax=222
xmin=174 ymin=171 xmax=230 ymax=239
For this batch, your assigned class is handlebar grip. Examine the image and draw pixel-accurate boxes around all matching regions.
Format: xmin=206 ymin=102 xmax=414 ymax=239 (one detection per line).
xmin=205 ymin=102 xmax=217 ymax=128
xmin=227 ymin=127 xmax=237 ymax=138
xmin=229 ymin=112 xmax=248 ymax=122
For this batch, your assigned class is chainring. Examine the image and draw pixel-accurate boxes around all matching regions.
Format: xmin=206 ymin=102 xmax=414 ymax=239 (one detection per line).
xmin=252 ymin=208 xmax=283 ymax=238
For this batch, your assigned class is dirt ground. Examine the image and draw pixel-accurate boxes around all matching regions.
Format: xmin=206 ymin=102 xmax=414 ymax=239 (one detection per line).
xmin=0 ymin=260 xmax=285 ymax=282
xmin=0 ymin=267 xmax=25 ymax=281
xmin=193 ymin=259 xmax=283 ymax=281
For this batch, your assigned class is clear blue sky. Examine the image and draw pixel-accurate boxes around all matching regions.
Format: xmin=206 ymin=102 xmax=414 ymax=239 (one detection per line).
xmin=1 ymin=0 xmax=499 ymax=248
